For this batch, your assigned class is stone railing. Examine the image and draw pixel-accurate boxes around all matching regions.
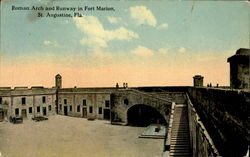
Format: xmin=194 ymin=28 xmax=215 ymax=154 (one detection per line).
xmin=164 ymin=102 xmax=176 ymax=152
xmin=186 ymin=94 xmax=220 ymax=157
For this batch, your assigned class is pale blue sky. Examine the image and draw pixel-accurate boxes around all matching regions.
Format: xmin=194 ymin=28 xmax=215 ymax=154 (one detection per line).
xmin=0 ymin=0 xmax=249 ymax=87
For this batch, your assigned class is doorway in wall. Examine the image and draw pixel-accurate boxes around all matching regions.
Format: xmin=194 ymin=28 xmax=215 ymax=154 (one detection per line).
xmin=64 ymin=106 xmax=68 ymax=116
xmin=82 ymin=107 xmax=87 ymax=118
xmin=0 ymin=109 xmax=4 ymax=121
xmin=43 ymin=107 xmax=47 ymax=116
xmin=21 ymin=109 xmax=27 ymax=118
xmin=103 ymin=109 xmax=110 ymax=120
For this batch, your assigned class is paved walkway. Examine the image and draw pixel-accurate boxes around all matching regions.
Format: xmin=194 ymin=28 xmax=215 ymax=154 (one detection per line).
xmin=170 ymin=104 xmax=190 ymax=157
xmin=0 ymin=115 xmax=164 ymax=157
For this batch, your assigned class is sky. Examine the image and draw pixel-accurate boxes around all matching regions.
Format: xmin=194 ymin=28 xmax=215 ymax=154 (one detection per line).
xmin=0 ymin=0 xmax=249 ymax=88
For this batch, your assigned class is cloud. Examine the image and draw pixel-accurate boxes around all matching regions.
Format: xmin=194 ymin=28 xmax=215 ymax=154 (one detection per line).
xmin=74 ymin=16 xmax=138 ymax=48
xmin=80 ymin=38 xmax=108 ymax=48
xmin=158 ymin=48 xmax=169 ymax=54
xmin=178 ymin=47 xmax=186 ymax=53
xmin=157 ymin=23 xmax=168 ymax=30
xmin=131 ymin=46 xmax=185 ymax=56
xmin=64 ymin=20 xmax=69 ymax=24
xmin=245 ymin=1 xmax=250 ymax=6
xmin=43 ymin=40 xmax=51 ymax=45
xmin=43 ymin=40 xmax=60 ymax=48
xmin=130 ymin=6 xmax=157 ymax=27
xmin=107 ymin=16 xmax=121 ymax=24
xmin=94 ymin=51 xmax=113 ymax=59
xmin=131 ymin=45 xmax=154 ymax=57
xmin=130 ymin=6 xmax=169 ymax=30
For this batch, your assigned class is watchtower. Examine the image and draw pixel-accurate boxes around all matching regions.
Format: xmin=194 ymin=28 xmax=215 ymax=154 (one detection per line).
xmin=193 ymin=75 xmax=204 ymax=87
xmin=227 ymin=48 xmax=250 ymax=90
xmin=55 ymin=74 xmax=62 ymax=89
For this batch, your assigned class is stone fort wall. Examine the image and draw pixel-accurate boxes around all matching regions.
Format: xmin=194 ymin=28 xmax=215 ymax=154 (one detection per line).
xmin=0 ymin=87 xmax=117 ymax=121
xmin=57 ymin=88 xmax=115 ymax=119
xmin=187 ymin=87 xmax=249 ymax=156
xmin=0 ymin=87 xmax=57 ymax=120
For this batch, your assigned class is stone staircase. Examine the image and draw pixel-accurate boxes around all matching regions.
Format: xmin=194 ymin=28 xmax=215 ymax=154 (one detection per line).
xmin=170 ymin=104 xmax=190 ymax=157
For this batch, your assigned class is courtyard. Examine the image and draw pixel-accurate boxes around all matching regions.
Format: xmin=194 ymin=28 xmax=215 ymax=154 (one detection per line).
xmin=0 ymin=115 xmax=164 ymax=157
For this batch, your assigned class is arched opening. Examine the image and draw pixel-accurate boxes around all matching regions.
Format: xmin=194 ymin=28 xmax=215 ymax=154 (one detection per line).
xmin=124 ymin=99 xmax=129 ymax=105
xmin=127 ymin=104 xmax=167 ymax=127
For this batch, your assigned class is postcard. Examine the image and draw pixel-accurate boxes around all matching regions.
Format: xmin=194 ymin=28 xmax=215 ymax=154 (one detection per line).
xmin=0 ymin=0 xmax=249 ymax=157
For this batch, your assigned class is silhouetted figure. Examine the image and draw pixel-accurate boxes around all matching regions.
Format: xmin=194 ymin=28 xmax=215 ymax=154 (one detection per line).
xmin=116 ymin=83 xmax=119 ymax=89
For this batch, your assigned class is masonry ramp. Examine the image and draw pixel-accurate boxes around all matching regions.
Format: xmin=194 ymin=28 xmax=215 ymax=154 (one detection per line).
xmin=129 ymin=89 xmax=172 ymax=103
xmin=170 ymin=104 xmax=190 ymax=157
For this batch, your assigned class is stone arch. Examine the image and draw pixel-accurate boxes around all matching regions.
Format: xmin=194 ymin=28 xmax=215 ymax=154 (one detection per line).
xmin=127 ymin=104 xmax=167 ymax=126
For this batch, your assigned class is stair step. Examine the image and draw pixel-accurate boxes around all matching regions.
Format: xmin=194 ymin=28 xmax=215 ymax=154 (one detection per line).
xmin=171 ymin=135 xmax=189 ymax=138
xmin=171 ymin=141 xmax=189 ymax=143
xmin=171 ymin=132 xmax=189 ymax=134
xmin=171 ymin=139 xmax=189 ymax=142
xmin=170 ymin=153 xmax=190 ymax=155
xmin=171 ymin=140 xmax=189 ymax=142
xmin=170 ymin=146 xmax=189 ymax=149
xmin=170 ymin=144 xmax=189 ymax=147
xmin=170 ymin=149 xmax=190 ymax=153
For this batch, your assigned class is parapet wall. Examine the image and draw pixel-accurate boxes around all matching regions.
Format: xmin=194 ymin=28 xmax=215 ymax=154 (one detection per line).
xmin=135 ymin=86 xmax=188 ymax=104
xmin=135 ymin=86 xmax=188 ymax=93
xmin=186 ymin=94 xmax=219 ymax=157
xmin=187 ymin=87 xmax=249 ymax=156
